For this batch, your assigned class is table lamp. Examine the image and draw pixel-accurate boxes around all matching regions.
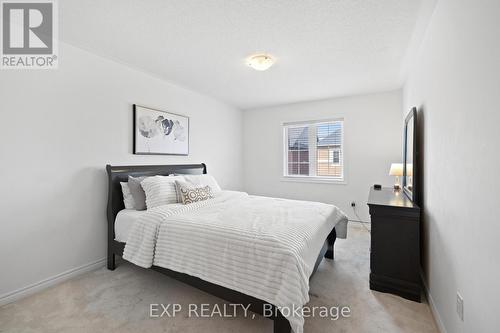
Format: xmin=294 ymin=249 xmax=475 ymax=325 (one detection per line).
xmin=389 ymin=163 xmax=403 ymax=190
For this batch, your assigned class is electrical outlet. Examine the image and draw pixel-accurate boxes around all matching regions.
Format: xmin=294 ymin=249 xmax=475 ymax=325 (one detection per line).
xmin=456 ymin=292 xmax=464 ymax=321
xmin=351 ymin=201 xmax=356 ymax=207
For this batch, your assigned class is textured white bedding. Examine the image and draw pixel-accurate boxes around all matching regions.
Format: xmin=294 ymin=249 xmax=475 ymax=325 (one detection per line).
xmin=114 ymin=209 xmax=148 ymax=242
xmin=122 ymin=191 xmax=348 ymax=333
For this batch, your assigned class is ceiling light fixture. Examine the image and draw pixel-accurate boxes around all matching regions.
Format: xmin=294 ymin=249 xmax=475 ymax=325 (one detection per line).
xmin=246 ymin=54 xmax=275 ymax=71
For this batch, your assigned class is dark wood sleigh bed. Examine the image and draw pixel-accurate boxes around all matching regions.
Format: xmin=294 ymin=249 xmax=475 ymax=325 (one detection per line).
xmin=106 ymin=163 xmax=337 ymax=333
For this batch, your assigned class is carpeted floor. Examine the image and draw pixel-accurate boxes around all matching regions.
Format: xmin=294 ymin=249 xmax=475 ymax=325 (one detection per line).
xmin=0 ymin=223 xmax=438 ymax=333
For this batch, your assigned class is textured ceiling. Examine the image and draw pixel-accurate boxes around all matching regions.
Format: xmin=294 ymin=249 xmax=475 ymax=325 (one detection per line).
xmin=60 ymin=0 xmax=422 ymax=109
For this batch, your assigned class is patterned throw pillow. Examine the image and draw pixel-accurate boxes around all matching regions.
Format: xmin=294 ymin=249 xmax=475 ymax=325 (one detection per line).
xmin=178 ymin=185 xmax=214 ymax=204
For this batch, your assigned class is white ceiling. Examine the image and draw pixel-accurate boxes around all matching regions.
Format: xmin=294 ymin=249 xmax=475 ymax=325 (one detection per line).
xmin=60 ymin=0 xmax=422 ymax=109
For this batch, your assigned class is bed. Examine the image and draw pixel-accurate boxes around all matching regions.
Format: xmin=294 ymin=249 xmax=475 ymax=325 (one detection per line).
xmin=106 ymin=163 xmax=347 ymax=333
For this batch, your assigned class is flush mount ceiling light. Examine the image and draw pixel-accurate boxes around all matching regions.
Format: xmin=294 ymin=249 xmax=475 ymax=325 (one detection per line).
xmin=246 ymin=54 xmax=275 ymax=71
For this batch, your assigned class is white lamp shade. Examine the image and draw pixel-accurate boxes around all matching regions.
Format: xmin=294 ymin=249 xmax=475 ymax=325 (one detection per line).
xmin=389 ymin=163 xmax=404 ymax=176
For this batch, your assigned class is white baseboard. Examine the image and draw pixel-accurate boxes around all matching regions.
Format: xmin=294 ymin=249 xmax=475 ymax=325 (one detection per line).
xmin=0 ymin=257 xmax=106 ymax=307
xmin=421 ymin=271 xmax=448 ymax=333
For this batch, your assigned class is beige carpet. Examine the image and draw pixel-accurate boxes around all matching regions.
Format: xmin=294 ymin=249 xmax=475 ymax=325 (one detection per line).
xmin=0 ymin=223 xmax=438 ymax=333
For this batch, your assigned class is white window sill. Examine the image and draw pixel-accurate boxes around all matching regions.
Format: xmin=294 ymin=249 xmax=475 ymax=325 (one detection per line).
xmin=281 ymin=176 xmax=347 ymax=185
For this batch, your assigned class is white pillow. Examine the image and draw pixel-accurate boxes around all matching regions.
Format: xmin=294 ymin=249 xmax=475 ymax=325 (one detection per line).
xmin=140 ymin=175 xmax=185 ymax=209
xmin=120 ymin=182 xmax=135 ymax=209
xmin=182 ymin=174 xmax=221 ymax=193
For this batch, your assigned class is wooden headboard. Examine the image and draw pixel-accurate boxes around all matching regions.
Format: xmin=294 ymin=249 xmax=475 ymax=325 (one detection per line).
xmin=105 ymin=163 xmax=206 ymax=239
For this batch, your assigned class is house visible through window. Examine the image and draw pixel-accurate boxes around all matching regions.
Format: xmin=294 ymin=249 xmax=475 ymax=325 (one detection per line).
xmin=329 ymin=149 xmax=340 ymax=164
xmin=284 ymin=119 xmax=344 ymax=180
xmin=286 ymin=125 xmax=309 ymax=176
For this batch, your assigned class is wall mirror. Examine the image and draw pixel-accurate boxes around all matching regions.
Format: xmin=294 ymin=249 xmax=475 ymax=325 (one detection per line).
xmin=403 ymin=107 xmax=417 ymax=203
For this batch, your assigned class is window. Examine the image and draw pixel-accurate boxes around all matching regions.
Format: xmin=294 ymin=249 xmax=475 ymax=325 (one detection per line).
xmin=286 ymin=125 xmax=310 ymax=176
xmin=283 ymin=119 xmax=344 ymax=181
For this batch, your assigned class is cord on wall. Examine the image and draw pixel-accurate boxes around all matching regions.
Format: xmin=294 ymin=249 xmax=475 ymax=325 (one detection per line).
xmin=349 ymin=203 xmax=371 ymax=234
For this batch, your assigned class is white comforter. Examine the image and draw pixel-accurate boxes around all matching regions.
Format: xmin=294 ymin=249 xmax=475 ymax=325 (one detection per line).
xmin=123 ymin=191 xmax=348 ymax=333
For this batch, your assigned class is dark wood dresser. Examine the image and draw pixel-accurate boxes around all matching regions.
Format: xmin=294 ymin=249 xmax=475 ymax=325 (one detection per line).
xmin=367 ymin=187 xmax=421 ymax=302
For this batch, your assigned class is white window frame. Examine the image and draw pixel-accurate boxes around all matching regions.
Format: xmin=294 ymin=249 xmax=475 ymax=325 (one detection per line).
xmin=282 ymin=118 xmax=345 ymax=184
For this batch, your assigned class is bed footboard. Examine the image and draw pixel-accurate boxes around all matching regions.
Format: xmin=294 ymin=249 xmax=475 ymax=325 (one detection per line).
xmin=325 ymin=227 xmax=337 ymax=259
xmin=274 ymin=312 xmax=292 ymax=333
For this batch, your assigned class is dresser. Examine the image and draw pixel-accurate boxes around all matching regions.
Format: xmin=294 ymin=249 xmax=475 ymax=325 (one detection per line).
xmin=367 ymin=187 xmax=421 ymax=302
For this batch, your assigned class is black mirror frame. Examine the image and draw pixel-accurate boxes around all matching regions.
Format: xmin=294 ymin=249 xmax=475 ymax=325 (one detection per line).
xmin=403 ymin=107 xmax=418 ymax=203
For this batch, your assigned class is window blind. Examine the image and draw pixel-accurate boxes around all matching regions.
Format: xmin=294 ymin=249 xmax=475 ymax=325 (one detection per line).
xmin=286 ymin=125 xmax=309 ymax=176
xmin=316 ymin=122 xmax=343 ymax=177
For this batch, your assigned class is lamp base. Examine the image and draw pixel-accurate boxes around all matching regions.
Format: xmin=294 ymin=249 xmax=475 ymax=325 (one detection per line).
xmin=393 ymin=176 xmax=401 ymax=190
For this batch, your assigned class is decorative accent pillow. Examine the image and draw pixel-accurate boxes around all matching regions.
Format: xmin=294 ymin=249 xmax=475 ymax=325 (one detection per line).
xmin=120 ymin=182 xmax=135 ymax=209
xmin=176 ymin=182 xmax=214 ymax=204
xmin=140 ymin=175 xmax=185 ymax=209
xmin=182 ymin=174 xmax=222 ymax=193
xmin=128 ymin=176 xmax=147 ymax=210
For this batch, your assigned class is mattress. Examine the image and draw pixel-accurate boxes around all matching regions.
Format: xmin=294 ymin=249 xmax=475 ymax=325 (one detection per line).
xmin=114 ymin=209 xmax=148 ymax=242
xmin=122 ymin=191 xmax=348 ymax=333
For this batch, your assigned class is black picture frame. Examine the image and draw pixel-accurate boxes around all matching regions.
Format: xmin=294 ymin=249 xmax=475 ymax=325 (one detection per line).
xmin=133 ymin=104 xmax=190 ymax=156
xmin=403 ymin=107 xmax=417 ymax=203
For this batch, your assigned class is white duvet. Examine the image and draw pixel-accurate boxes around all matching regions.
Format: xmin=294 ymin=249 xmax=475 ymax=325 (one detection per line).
xmin=123 ymin=191 xmax=348 ymax=333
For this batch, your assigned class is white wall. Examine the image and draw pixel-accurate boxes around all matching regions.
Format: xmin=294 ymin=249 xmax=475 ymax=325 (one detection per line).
xmin=0 ymin=42 xmax=243 ymax=301
xmin=243 ymin=91 xmax=402 ymax=221
xmin=403 ymin=1 xmax=500 ymax=332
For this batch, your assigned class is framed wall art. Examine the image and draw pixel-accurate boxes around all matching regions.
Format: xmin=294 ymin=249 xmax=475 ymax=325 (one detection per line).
xmin=133 ymin=104 xmax=189 ymax=155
